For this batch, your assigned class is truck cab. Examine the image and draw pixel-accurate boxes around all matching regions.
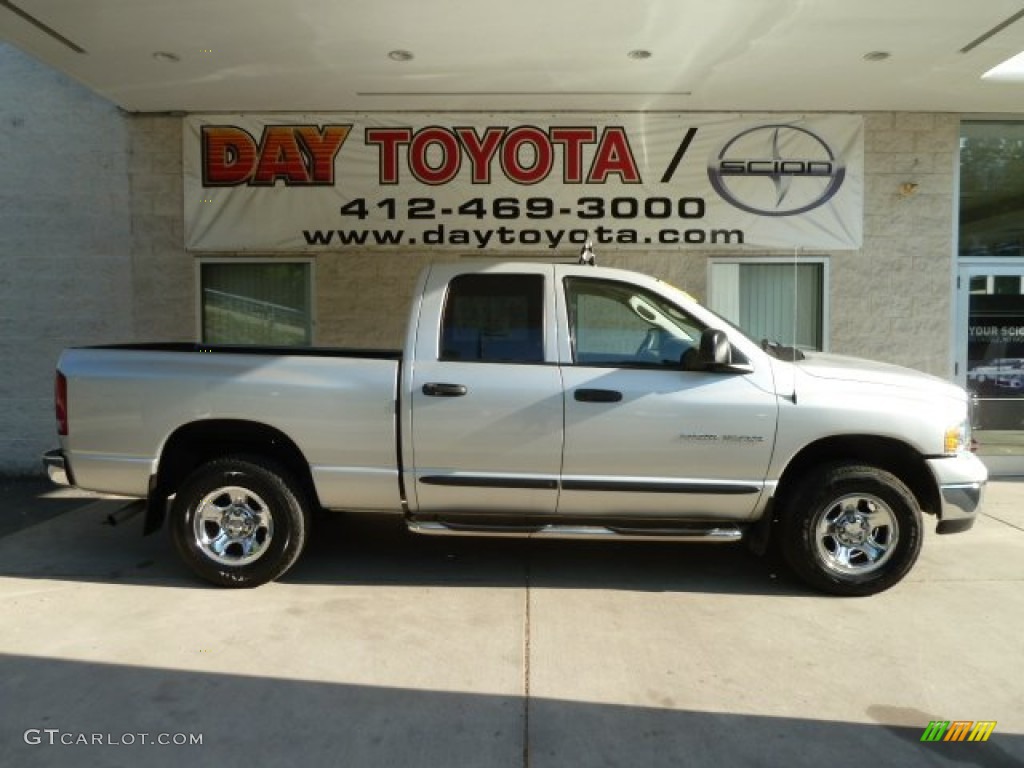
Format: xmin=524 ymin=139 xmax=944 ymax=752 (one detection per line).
xmin=404 ymin=261 xmax=778 ymax=523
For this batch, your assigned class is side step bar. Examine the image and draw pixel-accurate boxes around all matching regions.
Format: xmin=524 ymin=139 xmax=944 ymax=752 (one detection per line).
xmin=407 ymin=521 xmax=744 ymax=543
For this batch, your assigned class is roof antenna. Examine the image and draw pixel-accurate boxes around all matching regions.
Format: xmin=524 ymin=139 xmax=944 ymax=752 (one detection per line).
xmin=578 ymin=239 xmax=596 ymax=266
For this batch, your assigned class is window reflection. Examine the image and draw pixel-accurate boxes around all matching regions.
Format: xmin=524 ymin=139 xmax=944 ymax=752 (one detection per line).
xmin=960 ymin=121 xmax=1024 ymax=258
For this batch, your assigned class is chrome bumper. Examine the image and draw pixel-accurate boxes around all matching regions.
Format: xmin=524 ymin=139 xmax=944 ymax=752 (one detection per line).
xmin=926 ymin=453 xmax=987 ymax=534
xmin=42 ymin=449 xmax=72 ymax=487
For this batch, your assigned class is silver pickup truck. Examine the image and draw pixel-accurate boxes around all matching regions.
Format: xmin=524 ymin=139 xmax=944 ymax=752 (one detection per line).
xmin=45 ymin=257 xmax=987 ymax=595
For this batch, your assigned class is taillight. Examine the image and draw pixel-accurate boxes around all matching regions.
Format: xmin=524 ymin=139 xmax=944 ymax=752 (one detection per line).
xmin=55 ymin=371 xmax=68 ymax=436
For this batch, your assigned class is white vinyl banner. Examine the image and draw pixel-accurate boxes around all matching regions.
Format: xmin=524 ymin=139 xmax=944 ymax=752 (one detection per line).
xmin=183 ymin=113 xmax=863 ymax=252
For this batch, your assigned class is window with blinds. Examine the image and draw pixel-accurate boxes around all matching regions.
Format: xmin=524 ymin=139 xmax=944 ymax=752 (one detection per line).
xmin=709 ymin=259 xmax=827 ymax=351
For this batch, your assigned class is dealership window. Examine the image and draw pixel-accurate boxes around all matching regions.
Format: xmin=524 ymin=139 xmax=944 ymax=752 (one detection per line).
xmin=199 ymin=260 xmax=313 ymax=345
xmin=959 ymin=122 xmax=1024 ymax=460
xmin=709 ymin=258 xmax=827 ymax=351
xmin=960 ymin=121 xmax=1024 ymax=258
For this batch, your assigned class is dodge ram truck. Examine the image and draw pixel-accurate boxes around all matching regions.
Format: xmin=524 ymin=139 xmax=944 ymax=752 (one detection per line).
xmin=44 ymin=254 xmax=987 ymax=595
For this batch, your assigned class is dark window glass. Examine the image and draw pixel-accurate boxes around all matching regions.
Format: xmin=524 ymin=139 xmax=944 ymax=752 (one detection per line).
xmin=960 ymin=121 xmax=1024 ymax=258
xmin=440 ymin=274 xmax=544 ymax=362
xmin=201 ymin=262 xmax=311 ymax=345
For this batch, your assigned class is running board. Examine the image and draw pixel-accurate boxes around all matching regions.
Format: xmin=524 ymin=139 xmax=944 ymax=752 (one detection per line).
xmin=406 ymin=521 xmax=744 ymax=543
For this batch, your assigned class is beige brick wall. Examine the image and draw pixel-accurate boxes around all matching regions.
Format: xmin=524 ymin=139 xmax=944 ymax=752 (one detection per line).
xmin=314 ymin=252 xmax=430 ymax=349
xmin=837 ymin=113 xmax=957 ymax=375
xmin=129 ymin=117 xmax=194 ymax=341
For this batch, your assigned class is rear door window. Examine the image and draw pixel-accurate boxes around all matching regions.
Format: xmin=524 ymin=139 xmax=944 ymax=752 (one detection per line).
xmin=440 ymin=274 xmax=545 ymax=363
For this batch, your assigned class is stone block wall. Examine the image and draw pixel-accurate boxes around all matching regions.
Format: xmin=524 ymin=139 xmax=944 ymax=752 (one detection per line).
xmin=0 ymin=45 xmax=133 ymax=472
xmin=129 ymin=116 xmax=193 ymax=341
xmin=837 ymin=112 xmax=957 ymax=375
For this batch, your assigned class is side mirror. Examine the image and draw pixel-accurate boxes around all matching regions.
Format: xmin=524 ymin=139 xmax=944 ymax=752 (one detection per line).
xmin=698 ymin=329 xmax=732 ymax=367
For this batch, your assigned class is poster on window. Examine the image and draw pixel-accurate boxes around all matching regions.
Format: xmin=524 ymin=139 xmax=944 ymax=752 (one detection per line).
xmin=967 ymin=294 xmax=1024 ymax=431
xmin=183 ymin=113 xmax=864 ymax=253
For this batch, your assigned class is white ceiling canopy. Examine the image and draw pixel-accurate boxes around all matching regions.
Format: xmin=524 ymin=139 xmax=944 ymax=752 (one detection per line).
xmin=2 ymin=0 xmax=1023 ymax=113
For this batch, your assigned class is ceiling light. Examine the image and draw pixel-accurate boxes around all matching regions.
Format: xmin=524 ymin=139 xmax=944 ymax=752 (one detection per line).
xmin=152 ymin=51 xmax=181 ymax=63
xmin=388 ymin=50 xmax=414 ymax=62
xmin=863 ymin=51 xmax=891 ymax=62
xmin=983 ymin=50 xmax=1024 ymax=81
xmin=627 ymin=50 xmax=652 ymax=60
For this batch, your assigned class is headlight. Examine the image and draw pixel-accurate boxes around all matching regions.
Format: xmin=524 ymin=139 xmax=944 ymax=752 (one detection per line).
xmin=944 ymin=420 xmax=970 ymax=455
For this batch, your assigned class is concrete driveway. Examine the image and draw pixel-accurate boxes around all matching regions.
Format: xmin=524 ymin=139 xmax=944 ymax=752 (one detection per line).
xmin=1 ymin=479 xmax=1022 ymax=767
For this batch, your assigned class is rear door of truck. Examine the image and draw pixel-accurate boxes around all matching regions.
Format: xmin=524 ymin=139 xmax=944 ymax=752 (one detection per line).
xmin=404 ymin=263 xmax=564 ymax=516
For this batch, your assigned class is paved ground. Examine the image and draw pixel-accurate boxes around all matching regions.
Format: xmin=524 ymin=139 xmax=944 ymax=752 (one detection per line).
xmin=1 ymin=477 xmax=1022 ymax=767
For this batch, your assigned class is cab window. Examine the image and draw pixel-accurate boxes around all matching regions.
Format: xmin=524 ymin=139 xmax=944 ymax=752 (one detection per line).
xmin=564 ymin=277 xmax=704 ymax=367
xmin=440 ymin=274 xmax=545 ymax=363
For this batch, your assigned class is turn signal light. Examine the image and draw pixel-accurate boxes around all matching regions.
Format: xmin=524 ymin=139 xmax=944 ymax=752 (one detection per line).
xmin=944 ymin=422 xmax=968 ymax=455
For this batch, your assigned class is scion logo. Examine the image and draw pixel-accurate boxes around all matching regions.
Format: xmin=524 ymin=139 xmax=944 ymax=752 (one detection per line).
xmin=708 ymin=124 xmax=846 ymax=217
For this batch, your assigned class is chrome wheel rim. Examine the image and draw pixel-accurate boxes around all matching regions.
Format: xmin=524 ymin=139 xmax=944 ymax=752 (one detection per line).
xmin=813 ymin=493 xmax=898 ymax=577
xmin=193 ymin=486 xmax=274 ymax=566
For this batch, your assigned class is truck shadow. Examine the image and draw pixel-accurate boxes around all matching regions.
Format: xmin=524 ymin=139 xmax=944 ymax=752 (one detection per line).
xmin=283 ymin=511 xmax=806 ymax=596
xmin=0 ymin=502 xmax=807 ymax=595
xmin=0 ymin=476 xmax=109 ymax=538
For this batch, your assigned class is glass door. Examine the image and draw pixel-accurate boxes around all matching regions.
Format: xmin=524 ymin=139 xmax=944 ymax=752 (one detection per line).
xmin=956 ymin=263 xmax=1024 ymax=475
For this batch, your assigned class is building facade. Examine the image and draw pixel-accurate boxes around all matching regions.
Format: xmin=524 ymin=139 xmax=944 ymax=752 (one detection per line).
xmin=2 ymin=43 xmax=1021 ymax=474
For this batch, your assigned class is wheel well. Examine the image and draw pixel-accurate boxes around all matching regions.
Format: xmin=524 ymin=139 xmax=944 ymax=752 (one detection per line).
xmin=774 ymin=436 xmax=940 ymax=518
xmin=145 ymin=420 xmax=319 ymax=533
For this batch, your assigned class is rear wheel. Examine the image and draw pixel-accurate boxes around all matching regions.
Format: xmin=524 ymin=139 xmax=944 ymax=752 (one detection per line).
xmin=779 ymin=463 xmax=922 ymax=596
xmin=170 ymin=455 xmax=310 ymax=588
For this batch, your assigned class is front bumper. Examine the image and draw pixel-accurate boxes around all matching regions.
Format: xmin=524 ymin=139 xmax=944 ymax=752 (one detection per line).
xmin=42 ymin=449 xmax=72 ymax=487
xmin=926 ymin=453 xmax=987 ymax=534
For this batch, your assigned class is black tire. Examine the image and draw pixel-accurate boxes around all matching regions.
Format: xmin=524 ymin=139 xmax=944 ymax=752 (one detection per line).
xmin=779 ymin=463 xmax=923 ymax=596
xmin=170 ymin=455 xmax=311 ymax=588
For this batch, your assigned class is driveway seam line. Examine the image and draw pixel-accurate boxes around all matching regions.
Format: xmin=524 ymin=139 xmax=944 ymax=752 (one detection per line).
xmin=980 ymin=511 xmax=1024 ymax=532
xmin=523 ymin=546 xmax=532 ymax=768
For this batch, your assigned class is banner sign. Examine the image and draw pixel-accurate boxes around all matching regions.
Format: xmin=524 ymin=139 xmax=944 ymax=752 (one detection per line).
xmin=183 ymin=113 xmax=863 ymax=252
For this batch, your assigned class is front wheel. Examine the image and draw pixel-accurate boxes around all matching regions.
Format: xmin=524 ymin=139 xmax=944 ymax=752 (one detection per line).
xmin=170 ymin=456 xmax=311 ymax=588
xmin=779 ymin=464 xmax=923 ymax=596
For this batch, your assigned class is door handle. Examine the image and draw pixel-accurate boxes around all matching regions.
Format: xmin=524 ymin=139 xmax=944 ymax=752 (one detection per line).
xmin=422 ymin=382 xmax=468 ymax=397
xmin=574 ymin=388 xmax=623 ymax=403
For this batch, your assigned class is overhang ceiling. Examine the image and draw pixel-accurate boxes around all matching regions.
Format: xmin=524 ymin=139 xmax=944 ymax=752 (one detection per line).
xmin=2 ymin=0 xmax=1024 ymax=114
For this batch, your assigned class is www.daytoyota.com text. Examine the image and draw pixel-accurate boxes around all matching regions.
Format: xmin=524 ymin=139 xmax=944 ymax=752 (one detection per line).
xmin=302 ymin=195 xmax=744 ymax=249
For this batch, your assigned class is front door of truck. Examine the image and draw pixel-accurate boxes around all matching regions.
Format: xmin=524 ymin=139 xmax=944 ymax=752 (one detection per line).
xmin=557 ymin=275 xmax=777 ymax=521
xmin=407 ymin=267 xmax=564 ymax=517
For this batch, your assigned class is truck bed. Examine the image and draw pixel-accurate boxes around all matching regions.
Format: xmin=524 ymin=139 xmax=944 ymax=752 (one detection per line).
xmin=58 ymin=344 xmax=404 ymax=512
xmin=84 ymin=342 xmax=403 ymax=360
